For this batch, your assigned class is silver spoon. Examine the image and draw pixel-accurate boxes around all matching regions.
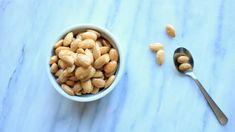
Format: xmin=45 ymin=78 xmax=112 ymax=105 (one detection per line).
xmin=173 ymin=47 xmax=228 ymax=125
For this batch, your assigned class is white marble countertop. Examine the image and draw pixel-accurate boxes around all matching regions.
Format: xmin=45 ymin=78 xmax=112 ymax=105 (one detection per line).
xmin=0 ymin=0 xmax=235 ymax=131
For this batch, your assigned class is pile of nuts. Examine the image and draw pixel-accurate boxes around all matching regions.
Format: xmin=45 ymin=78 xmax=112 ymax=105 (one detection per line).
xmin=49 ymin=29 xmax=119 ymax=95
xmin=149 ymin=43 xmax=165 ymax=65
xmin=148 ymin=24 xmax=176 ymax=65
xmin=176 ymin=55 xmax=192 ymax=72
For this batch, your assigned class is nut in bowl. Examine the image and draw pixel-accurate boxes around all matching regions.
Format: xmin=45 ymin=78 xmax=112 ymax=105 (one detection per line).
xmin=47 ymin=25 xmax=124 ymax=102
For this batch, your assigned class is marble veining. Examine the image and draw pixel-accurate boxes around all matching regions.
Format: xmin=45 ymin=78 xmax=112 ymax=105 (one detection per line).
xmin=0 ymin=0 xmax=235 ymax=131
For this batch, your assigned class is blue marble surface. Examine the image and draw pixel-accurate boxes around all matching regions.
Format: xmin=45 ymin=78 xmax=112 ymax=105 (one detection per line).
xmin=0 ymin=0 xmax=235 ymax=131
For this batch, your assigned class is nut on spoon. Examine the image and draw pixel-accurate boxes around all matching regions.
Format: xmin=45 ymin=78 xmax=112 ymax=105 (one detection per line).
xmin=173 ymin=47 xmax=228 ymax=125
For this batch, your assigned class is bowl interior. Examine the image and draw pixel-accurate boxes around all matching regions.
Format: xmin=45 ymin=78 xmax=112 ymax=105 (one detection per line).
xmin=47 ymin=25 xmax=123 ymax=102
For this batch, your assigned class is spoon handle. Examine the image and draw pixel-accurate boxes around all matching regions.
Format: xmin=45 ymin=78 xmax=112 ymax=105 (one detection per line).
xmin=193 ymin=79 xmax=228 ymax=125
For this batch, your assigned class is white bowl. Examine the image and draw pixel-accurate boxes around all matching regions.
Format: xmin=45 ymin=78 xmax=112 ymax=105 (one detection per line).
xmin=46 ymin=24 xmax=125 ymax=102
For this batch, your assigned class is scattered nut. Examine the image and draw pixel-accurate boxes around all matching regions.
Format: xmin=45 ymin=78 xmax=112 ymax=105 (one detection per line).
xmin=166 ymin=24 xmax=176 ymax=38
xmin=156 ymin=49 xmax=165 ymax=65
xmin=149 ymin=43 xmax=164 ymax=52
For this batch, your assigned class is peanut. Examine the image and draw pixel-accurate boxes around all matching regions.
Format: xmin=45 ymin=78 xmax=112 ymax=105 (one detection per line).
xmin=85 ymin=49 xmax=94 ymax=63
xmin=70 ymin=38 xmax=81 ymax=51
xmin=96 ymin=40 xmax=102 ymax=47
xmin=54 ymin=39 xmax=63 ymax=49
xmin=76 ymin=48 xmax=85 ymax=54
xmin=58 ymin=60 xmax=69 ymax=69
xmin=63 ymin=32 xmax=73 ymax=46
xmin=92 ymin=78 xmax=105 ymax=88
xmin=179 ymin=63 xmax=192 ymax=72
xmin=66 ymin=80 xmax=75 ymax=87
xmin=49 ymin=55 xmax=58 ymax=64
xmin=78 ymin=39 xmax=95 ymax=49
xmin=101 ymin=38 xmax=111 ymax=47
xmin=104 ymin=61 xmax=117 ymax=74
xmin=156 ymin=50 xmax=165 ymax=65
xmin=81 ymin=80 xmax=93 ymax=93
xmin=55 ymin=47 xmax=71 ymax=55
xmin=58 ymin=72 xmax=68 ymax=83
xmin=100 ymin=46 xmax=110 ymax=54
xmin=73 ymin=82 xmax=82 ymax=95
xmin=91 ymin=87 xmax=99 ymax=94
xmin=55 ymin=69 xmax=63 ymax=77
xmin=105 ymin=70 xmax=115 ymax=78
xmin=149 ymin=43 xmax=164 ymax=52
xmin=105 ymin=75 xmax=115 ymax=88
xmin=94 ymin=54 xmax=110 ymax=69
xmin=93 ymin=42 xmax=101 ymax=60
xmin=61 ymin=84 xmax=74 ymax=96
xmin=58 ymin=50 xmax=74 ymax=58
xmin=65 ymin=65 xmax=75 ymax=73
xmin=76 ymin=34 xmax=83 ymax=40
xmin=60 ymin=55 xmax=74 ymax=66
xmin=80 ymin=31 xmax=97 ymax=41
xmin=75 ymin=54 xmax=92 ymax=67
xmin=177 ymin=55 xmax=189 ymax=63
xmin=166 ymin=24 xmax=176 ymax=38
xmin=69 ymin=76 xmax=78 ymax=81
xmin=87 ymin=29 xmax=101 ymax=38
xmin=75 ymin=66 xmax=92 ymax=80
xmin=109 ymin=48 xmax=119 ymax=61
xmin=81 ymin=66 xmax=96 ymax=82
xmin=93 ymin=70 xmax=104 ymax=78
xmin=50 ymin=63 xmax=58 ymax=73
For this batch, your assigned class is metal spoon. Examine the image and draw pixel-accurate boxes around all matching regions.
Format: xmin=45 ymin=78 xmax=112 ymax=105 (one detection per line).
xmin=173 ymin=47 xmax=228 ymax=125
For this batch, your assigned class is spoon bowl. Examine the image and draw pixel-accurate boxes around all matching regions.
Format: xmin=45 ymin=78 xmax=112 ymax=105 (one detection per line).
xmin=173 ymin=47 xmax=194 ymax=73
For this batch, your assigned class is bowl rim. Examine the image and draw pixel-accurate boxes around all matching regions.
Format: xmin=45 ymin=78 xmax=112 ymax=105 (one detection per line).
xmin=46 ymin=24 xmax=125 ymax=102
